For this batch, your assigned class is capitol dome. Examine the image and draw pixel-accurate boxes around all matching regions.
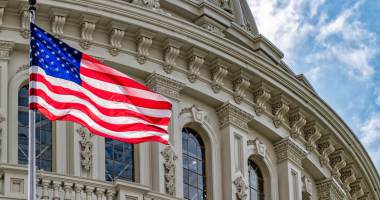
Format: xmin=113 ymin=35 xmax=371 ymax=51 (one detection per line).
xmin=0 ymin=0 xmax=378 ymax=199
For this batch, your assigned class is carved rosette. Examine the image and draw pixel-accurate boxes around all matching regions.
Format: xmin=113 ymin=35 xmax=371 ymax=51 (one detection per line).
xmin=210 ymin=59 xmax=229 ymax=93
xmin=136 ymin=29 xmax=154 ymax=64
xmin=160 ymin=146 xmax=178 ymax=195
xmin=317 ymin=135 xmax=335 ymax=167
xmin=288 ymin=108 xmax=307 ymax=139
xmin=76 ymin=126 xmax=93 ymax=173
xmin=233 ymin=176 xmax=248 ymax=200
xmin=252 ymin=82 xmax=271 ymax=116
xmin=145 ymin=73 xmax=185 ymax=101
xmin=271 ymin=94 xmax=290 ymax=128
xmin=163 ymin=39 xmax=182 ymax=74
xmin=302 ymin=121 xmax=322 ymax=152
xmin=108 ymin=22 xmax=126 ymax=56
xmin=80 ymin=15 xmax=99 ymax=49
xmin=232 ymin=70 xmax=251 ymax=104
xmin=274 ymin=139 xmax=306 ymax=167
xmin=339 ymin=164 xmax=356 ymax=192
xmin=302 ymin=176 xmax=313 ymax=200
xmin=350 ymin=179 xmax=364 ymax=199
xmin=316 ymin=179 xmax=346 ymax=200
xmin=0 ymin=40 xmax=15 ymax=60
xmin=247 ymin=138 xmax=266 ymax=158
xmin=50 ymin=9 xmax=67 ymax=38
xmin=329 ymin=149 xmax=347 ymax=179
xmin=216 ymin=102 xmax=254 ymax=132
xmin=187 ymin=48 xmax=206 ymax=82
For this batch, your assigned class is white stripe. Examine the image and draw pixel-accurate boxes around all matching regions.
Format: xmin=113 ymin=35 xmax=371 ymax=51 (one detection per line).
xmin=81 ymin=58 xmax=134 ymax=80
xmin=31 ymin=81 xmax=168 ymax=130
xmin=31 ymin=66 xmax=171 ymax=118
xmin=30 ymin=96 xmax=169 ymax=140
xmin=80 ymin=74 xmax=165 ymax=101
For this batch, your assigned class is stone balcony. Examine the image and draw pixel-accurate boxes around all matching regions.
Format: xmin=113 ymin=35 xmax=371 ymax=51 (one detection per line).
xmin=0 ymin=164 xmax=179 ymax=200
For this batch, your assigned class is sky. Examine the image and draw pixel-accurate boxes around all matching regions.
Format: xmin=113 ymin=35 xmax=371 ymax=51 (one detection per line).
xmin=248 ymin=0 xmax=380 ymax=172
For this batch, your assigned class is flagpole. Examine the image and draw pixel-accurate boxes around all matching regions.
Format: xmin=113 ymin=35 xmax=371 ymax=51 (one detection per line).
xmin=28 ymin=0 xmax=37 ymax=200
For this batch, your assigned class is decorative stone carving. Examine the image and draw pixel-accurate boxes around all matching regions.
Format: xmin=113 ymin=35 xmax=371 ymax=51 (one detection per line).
xmin=274 ymin=138 xmax=306 ymax=168
xmin=108 ymin=23 xmax=126 ymax=56
xmin=136 ymin=29 xmax=154 ymax=64
xmin=76 ymin=126 xmax=93 ymax=173
xmin=252 ymin=82 xmax=271 ymax=116
xmin=50 ymin=9 xmax=67 ymax=38
xmin=40 ymin=179 xmax=51 ymax=200
xmin=95 ymin=188 xmax=105 ymax=200
xmin=106 ymin=190 xmax=115 ymax=200
xmin=74 ymin=184 xmax=83 ymax=200
xmin=247 ymin=138 xmax=266 ymax=158
xmin=221 ymin=0 xmax=232 ymax=12
xmin=187 ymin=48 xmax=206 ymax=82
xmin=216 ymin=102 xmax=254 ymax=132
xmin=0 ymin=41 xmax=15 ymax=59
xmin=163 ymin=39 xmax=182 ymax=74
xmin=329 ymin=149 xmax=347 ymax=179
xmin=302 ymin=176 xmax=312 ymax=200
xmin=19 ymin=4 xmax=32 ymax=39
xmin=160 ymin=145 xmax=178 ymax=195
xmin=271 ymin=94 xmax=290 ymax=128
xmin=63 ymin=182 xmax=73 ymax=200
xmin=233 ymin=176 xmax=248 ymax=200
xmin=0 ymin=1 xmax=7 ymax=30
xmin=288 ymin=107 xmax=307 ymax=139
xmin=316 ymin=179 xmax=345 ymax=200
xmin=317 ymin=135 xmax=335 ymax=167
xmin=132 ymin=0 xmax=161 ymax=10
xmin=340 ymin=164 xmax=356 ymax=192
xmin=195 ymin=15 xmax=225 ymax=36
xmin=80 ymin=15 xmax=98 ymax=49
xmin=303 ymin=121 xmax=322 ymax=152
xmin=232 ymin=70 xmax=251 ymax=104
xmin=145 ymin=73 xmax=185 ymax=100
xmin=210 ymin=59 xmax=229 ymax=93
xmin=52 ymin=180 xmax=61 ymax=200
xmin=180 ymin=105 xmax=209 ymax=124
xmin=350 ymin=179 xmax=364 ymax=199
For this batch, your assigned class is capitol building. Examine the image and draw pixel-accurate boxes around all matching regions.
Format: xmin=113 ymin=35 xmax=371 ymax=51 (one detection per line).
xmin=0 ymin=0 xmax=379 ymax=199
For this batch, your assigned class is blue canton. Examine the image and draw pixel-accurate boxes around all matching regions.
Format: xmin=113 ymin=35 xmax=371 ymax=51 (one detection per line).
xmin=30 ymin=23 xmax=82 ymax=85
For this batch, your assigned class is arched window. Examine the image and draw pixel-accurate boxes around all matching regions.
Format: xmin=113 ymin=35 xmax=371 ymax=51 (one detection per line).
xmin=105 ymin=138 xmax=134 ymax=182
xmin=248 ymin=160 xmax=264 ymax=200
xmin=182 ymin=128 xmax=206 ymax=200
xmin=18 ymin=85 xmax=53 ymax=171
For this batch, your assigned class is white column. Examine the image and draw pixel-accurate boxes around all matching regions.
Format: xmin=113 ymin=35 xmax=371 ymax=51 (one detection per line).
xmin=216 ymin=102 xmax=254 ymax=200
xmin=145 ymin=72 xmax=185 ymax=197
xmin=0 ymin=41 xmax=15 ymax=163
xmin=274 ymin=138 xmax=307 ymax=200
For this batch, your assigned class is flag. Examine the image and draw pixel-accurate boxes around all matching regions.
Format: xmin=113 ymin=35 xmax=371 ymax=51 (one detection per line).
xmin=29 ymin=23 xmax=172 ymax=144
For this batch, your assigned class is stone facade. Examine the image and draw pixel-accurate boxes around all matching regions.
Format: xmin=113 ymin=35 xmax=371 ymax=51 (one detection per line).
xmin=0 ymin=0 xmax=378 ymax=200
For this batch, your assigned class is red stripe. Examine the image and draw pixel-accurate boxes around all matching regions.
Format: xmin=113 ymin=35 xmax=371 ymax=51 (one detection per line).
xmin=81 ymin=81 xmax=172 ymax=109
xmin=30 ymin=103 xmax=169 ymax=145
xmin=30 ymin=73 xmax=170 ymax=125
xmin=80 ymin=66 xmax=149 ymax=91
xmin=31 ymin=88 xmax=168 ymax=133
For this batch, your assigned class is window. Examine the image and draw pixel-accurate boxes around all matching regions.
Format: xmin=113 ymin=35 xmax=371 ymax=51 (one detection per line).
xmin=248 ymin=160 xmax=264 ymax=200
xmin=18 ymin=85 xmax=53 ymax=171
xmin=105 ymin=138 xmax=134 ymax=182
xmin=182 ymin=128 xmax=206 ymax=200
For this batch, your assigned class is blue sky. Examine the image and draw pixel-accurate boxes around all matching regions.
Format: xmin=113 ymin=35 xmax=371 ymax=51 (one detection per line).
xmin=248 ymin=0 xmax=380 ymax=172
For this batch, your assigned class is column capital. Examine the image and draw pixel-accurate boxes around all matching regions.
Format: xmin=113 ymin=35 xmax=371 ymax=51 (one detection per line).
xmin=274 ymin=138 xmax=307 ymax=168
xmin=145 ymin=73 xmax=185 ymax=101
xmin=316 ymin=178 xmax=346 ymax=200
xmin=0 ymin=41 xmax=15 ymax=60
xmin=216 ymin=102 xmax=253 ymax=132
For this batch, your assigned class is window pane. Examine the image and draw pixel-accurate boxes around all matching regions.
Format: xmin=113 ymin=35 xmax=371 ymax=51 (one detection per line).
xmin=105 ymin=138 xmax=134 ymax=182
xmin=249 ymin=160 xmax=264 ymax=200
xmin=182 ymin=128 xmax=206 ymax=200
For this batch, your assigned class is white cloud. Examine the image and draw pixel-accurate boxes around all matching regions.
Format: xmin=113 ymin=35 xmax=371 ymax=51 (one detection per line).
xmin=305 ymin=66 xmax=322 ymax=83
xmin=360 ymin=114 xmax=380 ymax=170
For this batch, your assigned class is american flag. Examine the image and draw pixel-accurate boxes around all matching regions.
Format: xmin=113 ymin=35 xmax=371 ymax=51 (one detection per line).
xmin=29 ymin=23 xmax=172 ymax=144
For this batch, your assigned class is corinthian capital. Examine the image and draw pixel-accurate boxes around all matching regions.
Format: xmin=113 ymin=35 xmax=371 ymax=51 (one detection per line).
xmin=145 ymin=73 xmax=185 ymax=100
xmin=216 ymin=102 xmax=253 ymax=132
xmin=0 ymin=40 xmax=15 ymax=60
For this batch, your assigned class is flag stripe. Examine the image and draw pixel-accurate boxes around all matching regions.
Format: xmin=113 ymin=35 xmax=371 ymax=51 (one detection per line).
xmin=30 ymin=103 xmax=169 ymax=144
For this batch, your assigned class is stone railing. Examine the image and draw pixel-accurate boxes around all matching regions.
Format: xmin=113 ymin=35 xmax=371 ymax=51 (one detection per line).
xmin=0 ymin=164 xmax=180 ymax=200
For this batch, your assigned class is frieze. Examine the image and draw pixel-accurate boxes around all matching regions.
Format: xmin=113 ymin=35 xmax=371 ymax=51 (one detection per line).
xmin=274 ymin=138 xmax=306 ymax=167
xmin=216 ymin=102 xmax=254 ymax=132
xmin=145 ymin=73 xmax=185 ymax=100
